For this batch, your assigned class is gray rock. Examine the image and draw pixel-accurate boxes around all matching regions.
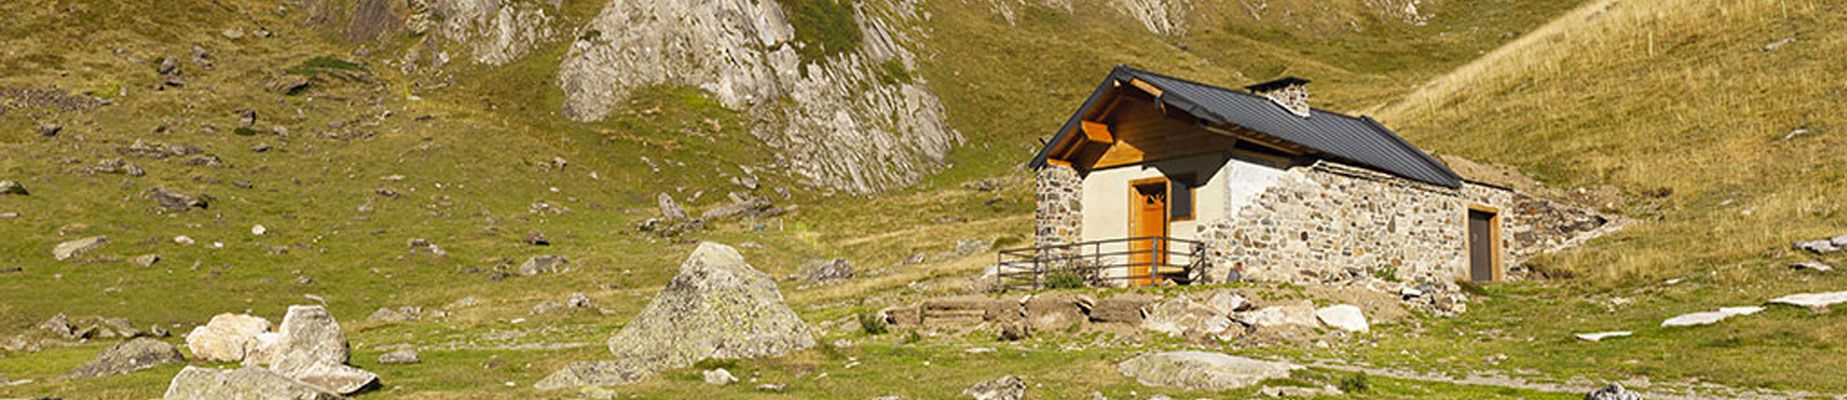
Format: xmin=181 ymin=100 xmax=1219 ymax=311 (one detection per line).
xmin=1238 ymin=301 xmax=1320 ymax=329
xmin=36 ymin=124 xmax=62 ymax=137
xmin=702 ymin=368 xmax=736 ymax=385
xmin=0 ymin=266 xmax=21 ymax=274
xmin=900 ymin=253 xmax=926 ymax=266
xmin=524 ymin=231 xmax=550 ymax=246
xmin=367 ymin=306 xmax=421 ymax=323
xmin=0 ymin=180 xmax=27 ymax=196
xmin=1117 ymin=351 xmax=1299 ymax=391
xmin=530 ymin=300 xmax=564 ymax=315
xmin=566 ymin=293 xmax=594 ymax=308
xmin=954 ymin=239 xmax=993 ymax=257
xmin=791 ymin=258 xmax=855 ymax=284
xmin=517 ymin=255 xmax=569 ymax=276
xmin=1574 ymin=331 xmax=1632 ymax=342
xmin=132 ymin=254 xmax=161 ymax=267
xmin=1024 ymin=292 xmax=1093 ymax=331
xmin=162 ymin=366 xmax=342 ymax=400
xmin=1584 ymin=383 xmax=1642 ymax=400
xmin=1090 ymin=293 xmax=1160 ymax=325
xmin=1794 ymin=239 xmax=1840 ymax=254
xmin=1790 ymin=261 xmax=1833 ymax=272
xmin=657 ymin=193 xmax=687 ymax=220
xmin=1769 ymin=291 xmax=1847 ymax=308
xmin=148 ymin=187 xmax=207 ymax=211
xmin=1661 ymin=307 xmax=1763 ymax=327
xmin=1141 ymin=296 xmax=1235 ymax=338
xmin=271 ymin=305 xmax=378 ymax=395
xmin=39 ymin=313 xmax=81 ymax=339
xmin=62 ymin=337 xmax=185 ymax=379
xmin=699 ymin=193 xmax=778 ymax=220
xmin=535 ymin=242 xmax=814 ymax=389
xmin=961 ymin=375 xmax=1025 ymax=400
xmin=53 ymin=236 xmax=108 ymax=261
xmin=1313 ymin=304 xmax=1369 ymax=333
xmin=184 ymin=313 xmax=272 ymax=363
xmin=378 ymin=349 xmax=420 ymax=365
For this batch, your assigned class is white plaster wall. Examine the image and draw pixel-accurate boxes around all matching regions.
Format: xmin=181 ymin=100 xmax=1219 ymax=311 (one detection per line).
xmin=1077 ymin=152 xmax=1286 ymax=282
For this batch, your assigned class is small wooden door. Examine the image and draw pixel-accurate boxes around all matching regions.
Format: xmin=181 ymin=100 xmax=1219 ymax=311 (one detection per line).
xmin=1130 ymin=181 xmax=1169 ymax=287
xmin=1468 ymin=209 xmax=1496 ymax=282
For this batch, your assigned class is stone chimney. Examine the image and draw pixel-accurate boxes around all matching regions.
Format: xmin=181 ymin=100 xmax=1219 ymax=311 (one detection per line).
xmin=1244 ymin=77 xmax=1312 ymax=118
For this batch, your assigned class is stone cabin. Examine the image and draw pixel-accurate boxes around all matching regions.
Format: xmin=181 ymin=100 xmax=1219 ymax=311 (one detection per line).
xmin=1017 ymin=66 xmax=1519 ymax=290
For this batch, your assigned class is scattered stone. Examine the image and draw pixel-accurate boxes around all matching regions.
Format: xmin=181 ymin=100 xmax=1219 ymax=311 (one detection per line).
xmin=1584 ymin=383 xmax=1642 ymax=400
xmin=39 ymin=314 xmax=79 ymax=339
xmin=530 ymin=300 xmax=564 ymax=315
xmin=1574 ymin=331 xmax=1632 ymax=342
xmin=755 ymin=383 xmax=787 ymax=392
xmin=1239 ymin=301 xmax=1320 ymax=329
xmin=1313 ymin=305 xmax=1369 ymax=333
xmin=1024 ymin=292 xmax=1094 ymax=331
xmin=791 ymin=258 xmax=855 ymax=284
xmin=62 ymin=337 xmax=184 ymax=379
xmin=1090 ymin=292 xmax=1160 ymax=325
xmin=699 ymin=193 xmax=779 ymax=220
xmin=1142 ymin=296 xmax=1236 ymax=339
xmin=148 ymin=187 xmax=207 ymax=211
xmin=1118 ymin=351 xmax=1299 ymax=391
xmin=251 ymin=143 xmax=272 ymax=153
xmin=702 ymin=368 xmax=737 ymax=385
xmin=566 ymin=293 xmax=594 ymax=309
xmin=657 ymin=193 xmax=687 ymax=220
xmin=53 ymin=236 xmax=108 ymax=261
xmin=0 ymin=266 xmax=21 ymax=274
xmin=953 ymin=239 xmax=993 ymax=257
xmin=524 ymin=231 xmax=550 ymax=246
xmin=0 ymin=180 xmax=28 ymax=196
xmin=163 ymin=365 xmax=341 ymax=400
xmin=1794 ymin=239 xmax=1841 ymax=254
xmin=517 ymin=255 xmax=569 ymax=276
xmin=270 ymin=74 xmax=312 ymax=95
xmin=1769 ymin=291 xmax=1847 ymax=308
xmin=36 ymin=124 xmax=62 ymax=137
xmin=407 ymin=238 xmax=445 ymax=256
xmin=535 ymin=242 xmax=814 ymax=389
xmin=149 ymin=325 xmax=170 ymax=338
xmin=900 ymin=253 xmax=926 ymax=266
xmin=1763 ymin=37 xmax=1797 ymax=52
xmin=185 ymin=313 xmax=272 ymax=363
xmin=251 ymin=225 xmax=268 ymax=236
xmin=378 ymin=349 xmax=420 ymax=365
xmin=961 ymin=375 xmax=1025 ymax=400
xmin=174 ymin=235 xmax=196 ymax=245
xmin=132 ymin=254 xmax=161 ymax=267
xmin=1790 ymin=261 xmax=1833 ymax=272
xmin=367 ymin=306 xmax=421 ymax=324
xmin=1661 ymin=306 xmax=1765 ymax=327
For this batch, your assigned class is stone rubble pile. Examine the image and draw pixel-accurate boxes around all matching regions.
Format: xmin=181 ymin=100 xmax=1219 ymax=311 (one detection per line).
xmin=172 ymin=305 xmax=378 ymax=396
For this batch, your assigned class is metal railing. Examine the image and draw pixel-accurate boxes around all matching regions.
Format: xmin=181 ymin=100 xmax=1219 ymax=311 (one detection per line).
xmin=993 ymin=236 xmax=1207 ymax=291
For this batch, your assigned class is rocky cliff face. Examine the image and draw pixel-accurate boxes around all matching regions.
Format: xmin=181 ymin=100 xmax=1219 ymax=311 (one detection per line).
xmin=408 ymin=0 xmax=560 ymax=65
xmin=556 ymin=0 xmax=957 ymax=194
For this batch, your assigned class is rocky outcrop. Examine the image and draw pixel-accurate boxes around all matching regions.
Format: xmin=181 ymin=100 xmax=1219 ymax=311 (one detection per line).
xmin=61 ymin=337 xmax=185 ymax=379
xmin=1117 ymin=351 xmax=1299 ymax=391
xmin=557 ymin=0 xmax=956 ymax=194
xmin=163 ymin=366 xmax=342 ymax=400
xmin=185 ymin=314 xmax=272 ymax=363
xmin=536 ymin=242 xmax=814 ymax=389
xmin=412 ymin=0 xmax=559 ymax=65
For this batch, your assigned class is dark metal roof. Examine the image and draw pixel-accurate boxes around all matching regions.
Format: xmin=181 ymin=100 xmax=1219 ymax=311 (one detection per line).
xmin=1030 ymin=65 xmax=1463 ymax=188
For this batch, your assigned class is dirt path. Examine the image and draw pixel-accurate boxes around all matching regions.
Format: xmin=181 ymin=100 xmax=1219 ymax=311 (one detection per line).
xmin=1302 ymin=360 xmax=1841 ymax=400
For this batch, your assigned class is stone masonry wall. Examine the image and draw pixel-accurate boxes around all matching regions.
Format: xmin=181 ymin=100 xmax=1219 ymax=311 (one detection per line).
xmin=1035 ymin=164 xmax=1083 ymax=249
xmin=1196 ymin=161 xmax=1513 ymax=292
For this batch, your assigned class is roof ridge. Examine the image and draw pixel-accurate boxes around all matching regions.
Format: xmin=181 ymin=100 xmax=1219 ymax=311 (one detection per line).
xmin=1118 ymin=66 xmax=1373 ymax=122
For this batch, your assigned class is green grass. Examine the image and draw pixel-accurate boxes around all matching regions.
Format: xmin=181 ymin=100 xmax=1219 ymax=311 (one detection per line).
xmin=781 ymin=0 xmax=862 ymax=65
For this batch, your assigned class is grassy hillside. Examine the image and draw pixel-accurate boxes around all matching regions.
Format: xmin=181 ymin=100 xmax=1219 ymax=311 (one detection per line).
xmin=1348 ymin=0 xmax=1847 ymax=392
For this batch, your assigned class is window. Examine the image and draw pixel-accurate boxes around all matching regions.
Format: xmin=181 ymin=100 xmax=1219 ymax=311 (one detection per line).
xmin=1170 ymin=174 xmax=1196 ymax=220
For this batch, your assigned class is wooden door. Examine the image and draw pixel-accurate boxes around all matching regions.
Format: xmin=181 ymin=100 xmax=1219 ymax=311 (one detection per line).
xmin=1468 ymin=209 xmax=1496 ymax=282
xmin=1130 ymin=180 xmax=1168 ymax=287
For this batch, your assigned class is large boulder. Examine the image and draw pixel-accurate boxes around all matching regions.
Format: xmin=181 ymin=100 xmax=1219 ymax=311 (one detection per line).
xmin=1024 ymin=292 xmax=1094 ymax=331
xmin=269 ymin=305 xmax=377 ymax=395
xmin=1118 ymin=351 xmax=1300 ymax=391
xmin=1141 ymin=296 xmax=1235 ymax=338
xmin=53 ymin=236 xmax=108 ymax=261
xmin=1238 ymin=300 xmax=1320 ymax=329
xmin=61 ymin=337 xmax=185 ymax=379
xmin=162 ymin=366 xmax=342 ymax=400
xmin=1314 ymin=305 xmax=1370 ymax=333
xmin=1090 ymin=292 xmax=1160 ymax=325
xmin=536 ymin=242 xmax=815 ymax=389
xmin=185 ymin=314 xmax=272 ymax=363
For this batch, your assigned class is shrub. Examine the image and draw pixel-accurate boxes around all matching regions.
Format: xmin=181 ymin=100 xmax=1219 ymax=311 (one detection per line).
xmin=1337 ymin=373 xmax=1371 ymax=393
xmin=1043 ymin=271 xmax=1086 ymax=289
xmin=858 ymin=310 xmax=889 ymax=335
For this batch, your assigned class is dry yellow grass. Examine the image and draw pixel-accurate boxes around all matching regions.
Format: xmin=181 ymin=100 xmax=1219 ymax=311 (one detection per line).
xmin=1376 ymin=0 xmax=1847 ymax=285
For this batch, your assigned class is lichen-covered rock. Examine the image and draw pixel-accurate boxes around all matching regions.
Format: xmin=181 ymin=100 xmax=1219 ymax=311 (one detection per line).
xmin=961 ymin=375 xmax=1025 ymax=400
xmin=1118 ymin=351 xmax=1299 ymax=391
xmin=185 ymin=314 xmax=272 ymax=363
xmin=790 ymin=258 xmax=855 ymax=284
xmin=162 ymin=366 xmax=342 ymax=400
xmin=148 ymin=187 xmax=207 ymax=211
xmin=557 ymin=0 xmax=956 ymax=194
xmin=1141 ymin=296 xmax=1234 ymax=338
xmin=378 ymin=349 xmax=420 ymax=365
xmin=62 ymin=337 xmax=185 ymax=379
xmin=53 ymin=236 xmax=107 ymax=261
xmin=517 ymin=255 xmax=568 ymax=276
xmin=657 ymin=193 xmax=688 ymax=220
xmin=270 ymin=305 xmax=377 ymax=395
xmin=536 ymin=242 xmax=814 ymax=388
